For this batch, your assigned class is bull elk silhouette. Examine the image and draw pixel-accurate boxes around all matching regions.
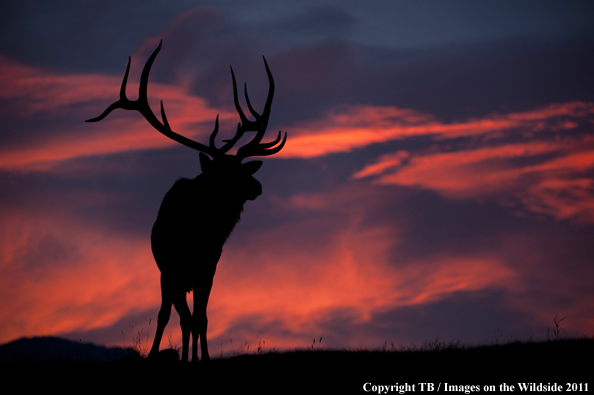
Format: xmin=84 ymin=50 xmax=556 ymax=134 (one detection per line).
xmin=86 ymin=41 xmax=286 ymax=363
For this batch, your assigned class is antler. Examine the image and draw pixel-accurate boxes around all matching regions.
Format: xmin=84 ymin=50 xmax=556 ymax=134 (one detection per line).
xmin=234 ymin=57 xmax=287 ymax=160
xmin=86 ymin=41 xmax=286 ymax=159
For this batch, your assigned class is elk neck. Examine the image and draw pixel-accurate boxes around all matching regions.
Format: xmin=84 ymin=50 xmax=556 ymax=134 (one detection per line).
xmin=189 ymin=174 xmax=248 ymax=242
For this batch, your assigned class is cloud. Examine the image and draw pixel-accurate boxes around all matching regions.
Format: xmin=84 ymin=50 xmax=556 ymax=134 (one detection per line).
xmin=1 ymin=152 xmax=592 ymax=349
xmin=0 ymin=208 xmax=159 ymax=344
xmin=264 ymin=5 xmax=357 ymax=44
xmin=175 ymin=182 xmax=594 ymax=349
xmin=351 ymin=102 xmax=594 ymax=223
xmin=521 ymin=177 xmax=594 ymax=222
xmin=193 ymin=183 xmax=528 ymax=349
xmin=0 ymin=180 xmax=524 ymax=348
xmin=2 ymin=40 xmax=593 ymax=172
xmin=355 ymin=140 xmax=594 ymax=223
xmin=1 ymin=16 xmax=593 ymax=352
xmin=0 ymin=55 xmax=232 ymax=171
xmin=283 ymin=101 xmax=594 ymax=158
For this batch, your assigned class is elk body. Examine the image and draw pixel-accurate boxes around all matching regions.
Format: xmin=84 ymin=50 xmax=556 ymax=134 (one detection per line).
xmin=86 ymin=41 xmax=286 ymax=362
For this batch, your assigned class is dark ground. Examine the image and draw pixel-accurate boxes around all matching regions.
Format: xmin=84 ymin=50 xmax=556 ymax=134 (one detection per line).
xmin=2 ymin=338 xmax=592 ymax=392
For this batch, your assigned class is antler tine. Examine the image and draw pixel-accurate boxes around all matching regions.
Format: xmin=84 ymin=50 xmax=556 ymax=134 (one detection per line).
xmin=86 ymin=40 xmax=219 ymax=157
xmin=208 ymin=115 xmax=220 ymax=148
xmin=233 ymin=56 xmax=285 ymax=160
xmin=231 ymin=57 xmax=274 ymax=131
xmin=243 ymin=57 xmax=275 ymax=146
xmin=207 ymin=117 xmax=249 ymax=155
xmin=231 ymin=67 xmax=245 ymax=123
xmin=259 ymin=56 xmax=275 ymax=138
xmin=261 ymin=132 xmax=287 ymax=156
xmin=237 ymin=131 xmax=287 ymax=160
xmin=244 ymin=83 xmax=259 ymax=120
xmin=85 ymin=56 xmax=134 ymax=122
xmin=216 ymin=122 xmax=246 ymax=153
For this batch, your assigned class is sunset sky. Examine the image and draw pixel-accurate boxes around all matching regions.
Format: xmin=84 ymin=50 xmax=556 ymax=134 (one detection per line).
xmin=1 ymin=1 xmax=593 ymax=354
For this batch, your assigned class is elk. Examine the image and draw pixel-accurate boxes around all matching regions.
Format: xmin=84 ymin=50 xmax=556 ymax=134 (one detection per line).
xmin=86 ymin=41 xmax=286 ymax=363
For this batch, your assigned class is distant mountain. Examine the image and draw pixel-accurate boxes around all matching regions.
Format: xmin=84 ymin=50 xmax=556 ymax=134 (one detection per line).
xmin=0 ymin=336 xmax=137 ymax=362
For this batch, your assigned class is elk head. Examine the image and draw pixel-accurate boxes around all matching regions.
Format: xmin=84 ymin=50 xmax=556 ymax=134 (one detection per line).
xmin=199 ymin=154 xmax=263 ymax=202
xmin=86 ymin=40 xmax=286 ymax=183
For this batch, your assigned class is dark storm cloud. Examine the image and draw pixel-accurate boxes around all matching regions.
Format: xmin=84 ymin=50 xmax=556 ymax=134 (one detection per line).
xmin=0 ymin=0 xmax=191 ymax=72
xmin=263 ymin=5 xmax=357 ymax=43
xmin=269 ymin=36 xmax=594 ymax=125
xmin=364 ymin=291 xmax=543 ymax=346
xmin=2 ymin=3 xmax=593 ymax=154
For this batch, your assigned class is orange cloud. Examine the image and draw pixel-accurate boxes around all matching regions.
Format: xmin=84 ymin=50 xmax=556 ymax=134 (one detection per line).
xmin=0 ymin=187 xmax=521 ymax=349
xmin=279 ymin=101 xmax=594 ymax=158
xmin=195 ymin=185 xmax=526 ymax=349
xmin=354 ymin=142 xmax=559 ymax=194
xmin=0 ymin=56 xmax=232 ymax=171
xmin=207 ymin=231 xmax=517 ymax=349
xmin=354 ymin=135 xmax=594 ymax=223
xmin=2 ymin=178 xmax=593 ymax=350
xmin=2 ymin=53 xmax=593 ymax=171
xmin=522 ymin=177 xmax=594 ymax=222
xmin=0 ymin=209 xmax=160 ymax=344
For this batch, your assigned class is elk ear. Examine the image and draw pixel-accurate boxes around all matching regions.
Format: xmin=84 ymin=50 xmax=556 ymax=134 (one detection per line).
xmin=199 ymin=153 xmax=212 ymax=172
xmin=243 ymin=160 xmax=263 ymax=175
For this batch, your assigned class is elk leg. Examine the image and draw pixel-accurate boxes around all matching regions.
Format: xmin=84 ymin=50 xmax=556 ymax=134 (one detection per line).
xmin=173 ymin=292 xmax=191 ymax=363
xmin=148 ymin=274 xmax=173 ymax=358
xmin=191 ymin=307 xmax=199 ymax=363
xmin=199 ymin=313 xmax=209 ymax=362
xmin=193 ymin=278 xmax=213 ymax=362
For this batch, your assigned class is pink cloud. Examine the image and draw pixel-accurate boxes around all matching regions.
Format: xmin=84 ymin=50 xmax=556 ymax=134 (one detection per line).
xmin=0 ymin=184 xmax=523 ymax=349
xmin=354 ymin=137 xmax=594 ymax=223
xmin=197 ymin=185 xmax=528 ymax=348
xmin=522 ymin=177 xmax=594 ymax=222
xmin=204 ymin=185 xmax=594 ymax=348
xmin=0 ymin=208 xmax=160 ymax=345
xmin=347 ymin=100 xmax=594 ymax=223
xmin=1 ymin=176 xmax=593 ymax=350
xmin=2 ymin=52 xmax=593 ymax=172
xmin=0 ymin=55 xmax=232 ymax=171
xmin=279 ymin=101 xmax=594 ymax=158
